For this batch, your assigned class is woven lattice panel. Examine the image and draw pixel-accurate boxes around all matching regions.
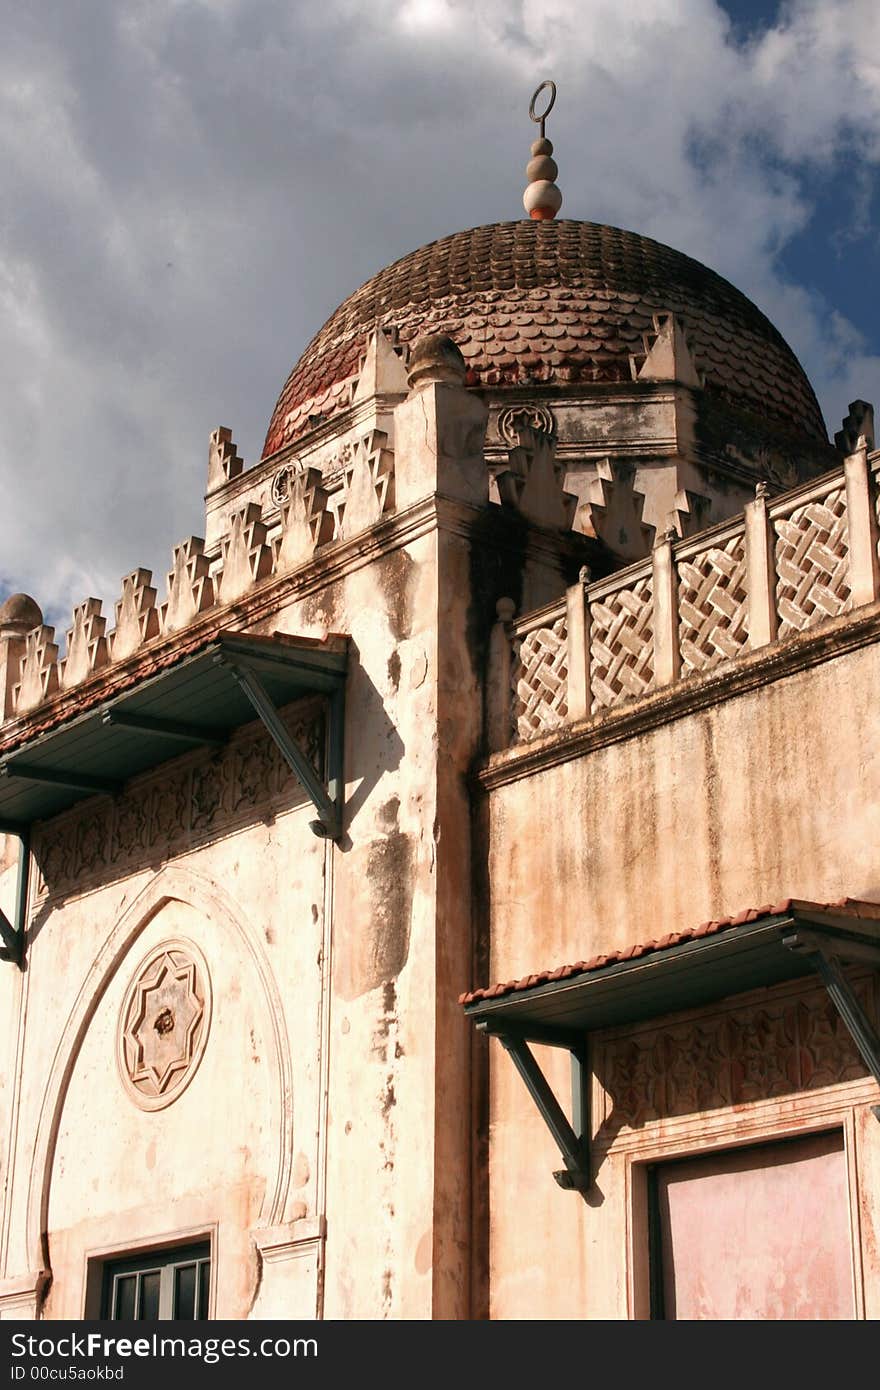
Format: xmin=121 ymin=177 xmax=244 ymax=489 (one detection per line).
xmin=589 ymin=578 xmax=654 ymax=712
xmin=774 ymin=487 xmax=850 ymax=638
xmin=511 ymin=616 xmax=569 ymax=742
xmin=678 ymin=534 xmax=748 ymax=675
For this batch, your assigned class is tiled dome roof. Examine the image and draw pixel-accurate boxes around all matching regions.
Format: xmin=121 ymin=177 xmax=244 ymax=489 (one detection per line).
xmin=262 ymin=220 xmax=827 ymax=457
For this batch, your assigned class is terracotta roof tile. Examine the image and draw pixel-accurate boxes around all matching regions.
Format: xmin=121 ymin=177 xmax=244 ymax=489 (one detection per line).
xmin=458 ymin=897 xmax=880 ymax=1006
xmin=262 ymin=221 xmax=827 ymax=457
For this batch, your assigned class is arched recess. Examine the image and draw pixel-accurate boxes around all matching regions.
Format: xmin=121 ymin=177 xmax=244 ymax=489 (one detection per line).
xmin=25 ymin=864 xmax=294 ymax=1281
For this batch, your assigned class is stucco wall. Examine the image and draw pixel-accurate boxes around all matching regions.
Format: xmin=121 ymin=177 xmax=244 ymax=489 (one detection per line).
xmin=484 ymin=639 xmax=880 ymax=1319
xmin=0 ymin=503 xmax=487 ymax=1320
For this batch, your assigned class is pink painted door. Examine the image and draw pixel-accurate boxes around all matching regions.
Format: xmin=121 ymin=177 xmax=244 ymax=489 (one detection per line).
xmin=651 ymin=1130 xmax=854 ymax=1319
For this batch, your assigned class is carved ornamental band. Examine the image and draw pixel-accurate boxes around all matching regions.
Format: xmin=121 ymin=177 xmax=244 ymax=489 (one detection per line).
xmin=118 ymin=940 xmax=212 ymax=1112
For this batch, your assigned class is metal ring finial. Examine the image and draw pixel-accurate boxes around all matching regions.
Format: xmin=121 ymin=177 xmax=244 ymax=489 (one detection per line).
xmin=529 ymin=80 xmax=556 ymax=137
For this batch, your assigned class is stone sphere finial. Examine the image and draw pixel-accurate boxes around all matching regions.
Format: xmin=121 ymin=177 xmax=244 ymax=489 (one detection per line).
xmin=523 ymin=81 xmax=562 ymax=221
xmin=0 ymin=592 xmax=42 ymax=635
xmin=406 ymin=333 xmax=467 ymax=390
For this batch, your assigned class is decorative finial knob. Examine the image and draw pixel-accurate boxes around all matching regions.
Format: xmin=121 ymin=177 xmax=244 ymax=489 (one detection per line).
xmin=523 ymin=81 xmax=562 ymax=221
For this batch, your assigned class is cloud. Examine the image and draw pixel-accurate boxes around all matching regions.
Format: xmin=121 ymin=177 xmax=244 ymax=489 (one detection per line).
xmin=1 ymin=0 xmax=878 ymax=629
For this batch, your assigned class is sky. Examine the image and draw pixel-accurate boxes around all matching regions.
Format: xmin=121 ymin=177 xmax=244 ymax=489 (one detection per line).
xmin=1 ymin=0 xmax=879 ymax=631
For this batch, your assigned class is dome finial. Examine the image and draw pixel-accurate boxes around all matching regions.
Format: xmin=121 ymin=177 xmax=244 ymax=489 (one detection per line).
xmin=523 ymin=80 xmax=562 ymax=221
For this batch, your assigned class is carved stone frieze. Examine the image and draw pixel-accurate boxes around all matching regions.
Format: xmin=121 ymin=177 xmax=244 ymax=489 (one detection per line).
xmin=117 ymin=939 xmax=212 ymax=1111
xmin=595 ymin=976 xmax=873 ymax=1144
xmin=191 ymin=757 xmax=229 ymax=831
xmin=32 ymin=702 xmax=325 ymax=902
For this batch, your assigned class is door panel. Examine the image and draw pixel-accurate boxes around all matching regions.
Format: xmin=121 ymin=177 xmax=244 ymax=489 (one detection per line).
xmin=650 ymin=1130 xmax=853 ymax=1319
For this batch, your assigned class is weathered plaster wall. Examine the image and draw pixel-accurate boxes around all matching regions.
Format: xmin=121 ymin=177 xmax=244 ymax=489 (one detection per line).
xmin=0 ymin=502 xmax=488 ymax=1322
xmin=490 ymin=644 xmax=880 ymax=975
xmin=484 ymin=641 xmax=880 ymax=1319
xmin=3 ymin=803 xmax=325 ymax=1319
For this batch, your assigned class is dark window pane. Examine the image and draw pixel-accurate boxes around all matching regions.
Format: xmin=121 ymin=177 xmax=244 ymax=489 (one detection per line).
xmin=102 ymin=1243 xmax=210 ymax=1320
xmin=139 ymin=1270 xmax=161 ymax=1321
xmin=114 ymin=1275 xmax=136 ymax=1321
xmin=174 ymin=1262 xmax=197 ymax=1319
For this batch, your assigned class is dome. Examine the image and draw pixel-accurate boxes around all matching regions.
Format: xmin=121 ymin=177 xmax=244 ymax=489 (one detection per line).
xmin=0 ymin=593 xmax=42 ymax=630
xmin=263 ymin=219 xmax=827 ymax=458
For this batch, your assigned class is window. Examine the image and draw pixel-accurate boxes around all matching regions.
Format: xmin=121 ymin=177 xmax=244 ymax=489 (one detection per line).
xmin=100 ymin=1242 xmax=210 ymax=1320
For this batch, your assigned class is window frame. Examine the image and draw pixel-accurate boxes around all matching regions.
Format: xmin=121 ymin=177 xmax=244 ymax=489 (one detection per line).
xmin=82 ymin=1227 xmax=216 ymax=1321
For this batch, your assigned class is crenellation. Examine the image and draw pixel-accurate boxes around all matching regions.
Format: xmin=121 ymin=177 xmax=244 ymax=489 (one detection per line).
xmin=207 ymin=426 xmax=245 ymax=493
xmin=160 ymin=537 xmax=215 ymax=633
xmin=669 ymin=486 xmax=713 ymax=539
xmin=336 ymin=429 xmax=395 ymax=538
xmin=351 ymin=329 xmax=409 ymax=403
xmin=109 ymin=569 xmax=160 ymax=663
xmin=494 ymin=426 xmax=577 ymax=531
xmin=216 ymin=503 xmax=273 ymax=605
xmin=14 ymin=625 xmax=60 ymax=713
xmin=575 ymin=458 xmax=655 ymax=560
xmin=273 ymin=467 xmax=335 ymax=574
xmin=59 ymin=598 xmax=108 ymax=690
xmin=629 ymin=312 xmax=703 ymax=388
xmin=835 ymin=399 xmax=875 ymax=455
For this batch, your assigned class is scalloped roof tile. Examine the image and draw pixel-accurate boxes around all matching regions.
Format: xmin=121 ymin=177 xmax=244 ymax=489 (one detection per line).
xmin=262 ymin=220 xmax=827 ymax=458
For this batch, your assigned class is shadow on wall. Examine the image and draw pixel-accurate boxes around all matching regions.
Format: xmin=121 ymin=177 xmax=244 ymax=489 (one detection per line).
xmin=592 ymin=972 xmax=875 ymax=1170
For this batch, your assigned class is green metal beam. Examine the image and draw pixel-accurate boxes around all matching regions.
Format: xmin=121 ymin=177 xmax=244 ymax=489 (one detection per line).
xmin=784 ymin=928 xmax=880 ymax=1120
xmin=215 ymin=657 xmax=343 ymax=840
xmin=102 ymin=708 xmax=226 ymax=748
xmin=0 ymin=827 xmax=29 ymax=968
xmin=477 ymin=1017 xmax=585 ymax=1051
xmin=494 ymin=1031 xmax=591 ymax=1193
xmin=0 ymin=762 xmax=120 ymax=796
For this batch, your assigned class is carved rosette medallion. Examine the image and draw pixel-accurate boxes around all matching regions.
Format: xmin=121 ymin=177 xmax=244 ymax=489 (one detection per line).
xmin=498 ymin=403 xmax=556 ymax=445
xmin=117 ymin=939 xmax=212 ymax=1112
xmin=271 ymin=462 xmax=297 ymax=506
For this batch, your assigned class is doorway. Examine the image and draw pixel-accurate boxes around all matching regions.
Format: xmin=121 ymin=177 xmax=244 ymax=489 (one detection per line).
xmin=648 ymin=1130 xmax=853 ymax=1319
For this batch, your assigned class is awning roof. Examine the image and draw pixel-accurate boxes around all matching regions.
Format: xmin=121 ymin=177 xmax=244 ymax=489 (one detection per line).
xmin=0 ymin=630 xmax=347 ymax=833
xmin=462 ymin=898 xmax=880 ymax=1039
xmin=462 ymin=898 xmax=880 ymax=1193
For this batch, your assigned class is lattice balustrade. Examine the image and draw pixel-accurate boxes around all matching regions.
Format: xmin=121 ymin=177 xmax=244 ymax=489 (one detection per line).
xmin=774 ymin=486 xmax=850 ymax=638
xmin=678 ymin=534 xmax=748 ymax=675
xmin=589 ymin=577 xmax=654 ymax=713
xmin=511 ymin=614 xmax=569 ymax=742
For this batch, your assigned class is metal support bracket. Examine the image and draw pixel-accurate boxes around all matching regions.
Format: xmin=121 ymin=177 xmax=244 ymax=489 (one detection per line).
xmin=478 ymin=1021 xmax=591 ymax=1193
xmin=0 ymin=762 xmax=120 ymax=796
xmin=783 ymin=928 xmax=880 ymax=1122
xmin=0 ymin=827 xmax=30 ymax=968
xmin=102 ymin=708 xmax=226 ymax=749
xmin=216 ymin=657 xmax=343 ymax=841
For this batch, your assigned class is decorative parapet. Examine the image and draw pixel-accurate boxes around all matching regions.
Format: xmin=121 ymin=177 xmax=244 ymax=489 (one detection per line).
xmin=336 ymin=429 xmax=395 ymax=537
xmin=500 ymin=447 xmax=880 ymax=747
xmin=1 ymin=402 xmax=400 ymax=721
xmin=109 ymin=569 xmax=159 ymax=661
xmin=206 ymin=426 xmax=244 ymax=492
xmin=217 ymin=504 xmax=272 ymax=606
xmin=274 ymin=466 xmax=335 ymax=573
xmin=160 ymin=537 xmax=215 ymax=634
xmin=60 ymin=598 xmax=108 ymax=689
xmin=14 ymin=626 xmax=60 ymax=714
